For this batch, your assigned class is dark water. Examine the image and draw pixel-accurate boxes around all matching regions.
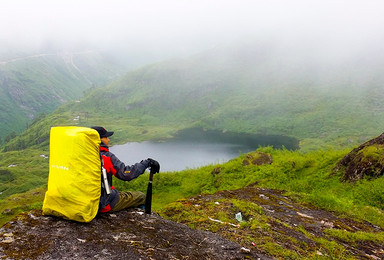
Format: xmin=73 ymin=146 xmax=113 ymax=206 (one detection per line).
xmin=110 ymin=128 xmax=298 ymax=172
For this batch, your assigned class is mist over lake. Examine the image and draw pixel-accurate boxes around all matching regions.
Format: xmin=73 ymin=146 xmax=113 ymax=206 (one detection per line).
xmin=110 ymin=128 xmax=298 ymax=172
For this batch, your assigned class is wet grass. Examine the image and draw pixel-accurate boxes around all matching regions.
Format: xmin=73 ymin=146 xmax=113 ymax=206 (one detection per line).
xmin=0 ymin=187 xmax=45 ymax=226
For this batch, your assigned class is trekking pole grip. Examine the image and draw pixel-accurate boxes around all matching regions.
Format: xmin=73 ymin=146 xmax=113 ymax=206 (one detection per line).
xmin=145 ymin=172 xmax=154 ymax=214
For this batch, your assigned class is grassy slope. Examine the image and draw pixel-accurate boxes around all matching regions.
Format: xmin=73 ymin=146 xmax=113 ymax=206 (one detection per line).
xmin=117 ymin=147 xmax=384 ymax=229
xmin=0 ymin=51 xmax=124 ymax=141
xmin=4 ymin=41 xmax=384 ymax=152
xmin=53 ymin=42 xmax=384 ymax=151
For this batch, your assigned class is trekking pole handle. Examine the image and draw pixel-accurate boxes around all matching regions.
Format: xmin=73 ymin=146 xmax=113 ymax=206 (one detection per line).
xmin=149 ymin=172 xmax=154 ymax=182
xmin=102 ymin=167 xmax=111 ymax=195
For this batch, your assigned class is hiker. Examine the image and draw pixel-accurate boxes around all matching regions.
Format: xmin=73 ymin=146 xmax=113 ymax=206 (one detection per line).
xmin=91 ymin=126 xmax=160 ymax=213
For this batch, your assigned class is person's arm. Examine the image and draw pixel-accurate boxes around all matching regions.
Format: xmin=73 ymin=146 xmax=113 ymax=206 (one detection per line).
xmin=109 ymin=154 xmax=150 ymax=181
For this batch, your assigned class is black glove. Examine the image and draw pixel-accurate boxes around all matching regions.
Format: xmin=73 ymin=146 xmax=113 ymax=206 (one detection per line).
xmin=148 ymin=158 xmax=160 ymax=174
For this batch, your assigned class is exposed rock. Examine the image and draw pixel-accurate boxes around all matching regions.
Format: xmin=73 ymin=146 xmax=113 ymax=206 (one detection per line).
xmin=0 ymin=209 xmax=268 ymax=260
xmin=1 ymin=209 xmax=13 ymax=215
xmin=211 ymin=167 xmax=221 ymax=176
xmin=161 ymin=185 xmax=384 ymax=259
xmin=242 ymin=152 xmax=273 ymax=166
xmin=334 ymin=132 xmax=384 ymax=181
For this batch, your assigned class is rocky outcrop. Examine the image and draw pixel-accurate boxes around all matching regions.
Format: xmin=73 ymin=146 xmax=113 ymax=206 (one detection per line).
xmin=0 ymin=209 xmax=267 ymax=260
xmin=334 ymin=132 xmax=384 ymax=181
xmin=162 ymin=185 xmax=384 ymax=259
xmin=242 ymin=152 xmax=273 ymax=166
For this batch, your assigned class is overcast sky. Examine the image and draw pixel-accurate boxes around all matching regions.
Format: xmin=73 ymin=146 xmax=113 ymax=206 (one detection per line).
xmin=1 ymin=0 xmax=384 ymax=59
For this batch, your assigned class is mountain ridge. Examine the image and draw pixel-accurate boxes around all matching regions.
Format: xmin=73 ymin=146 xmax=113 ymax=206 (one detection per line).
xmin=17 ymin=40 xmax=384 ymax=150
xmin=0 ymin=50 xmax=125 ymax=142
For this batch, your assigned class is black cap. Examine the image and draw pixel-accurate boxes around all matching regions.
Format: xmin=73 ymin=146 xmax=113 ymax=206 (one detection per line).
xmin=91 ymin=126 xmax=114 ymax=138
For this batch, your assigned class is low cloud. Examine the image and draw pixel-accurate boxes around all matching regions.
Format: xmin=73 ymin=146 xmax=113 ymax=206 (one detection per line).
xmin=1 ymin=0 xmax=383 ymax=61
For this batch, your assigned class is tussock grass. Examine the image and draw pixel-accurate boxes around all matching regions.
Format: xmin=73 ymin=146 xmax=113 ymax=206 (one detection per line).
xmin=118 ymin=146 xmax=384 ymax=229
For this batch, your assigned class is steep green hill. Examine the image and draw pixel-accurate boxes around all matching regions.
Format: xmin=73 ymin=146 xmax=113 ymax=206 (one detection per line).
xmin=0 ymin=50 xmax=124 ymax=143
xmin=4 ymin=39 xmax=384 ymax=153
xmin=7 ymin=40 xmax=383 ymax=151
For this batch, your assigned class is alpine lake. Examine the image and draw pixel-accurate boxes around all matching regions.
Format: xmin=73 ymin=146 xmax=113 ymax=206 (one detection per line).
xmin=110 ymin=128 xmax=299 ymax=172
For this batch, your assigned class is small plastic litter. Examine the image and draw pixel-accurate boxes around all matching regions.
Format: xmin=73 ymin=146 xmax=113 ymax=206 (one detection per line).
xmin=297 ymin=212 xmax=314 ymax=219
xmin=235 ymin=212 xmax=243 ymax=222
xmin=208 ymin=217 xmax=240 ymax=228
xmin=240 ymin=247 xmax=251 ymax=253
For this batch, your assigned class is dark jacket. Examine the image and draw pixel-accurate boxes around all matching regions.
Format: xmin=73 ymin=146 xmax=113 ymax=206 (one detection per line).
xmin=99 ymin=141 xmax=150 ymax=212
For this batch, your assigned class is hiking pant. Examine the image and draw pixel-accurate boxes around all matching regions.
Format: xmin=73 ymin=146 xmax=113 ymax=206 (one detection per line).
xmin=111 ymin=191 xmax=145 ymax=211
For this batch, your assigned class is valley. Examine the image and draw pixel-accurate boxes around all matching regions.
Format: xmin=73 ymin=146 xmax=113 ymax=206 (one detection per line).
xmin=1 ymin=39 xmax=384 ymax=259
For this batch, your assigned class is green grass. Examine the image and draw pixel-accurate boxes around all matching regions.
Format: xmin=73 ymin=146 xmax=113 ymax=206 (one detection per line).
xmin=2 ymin=144 xmax=384 ymax=231
xmin=324 ymin=229 xmax=384 ymax=244
xmin=113 ymin=146 xmax=384 ymax=230
xmin=0 ymin=187 xmax=46 ymax=226
xmin=0 ymin=148 xmax=49 ymax=199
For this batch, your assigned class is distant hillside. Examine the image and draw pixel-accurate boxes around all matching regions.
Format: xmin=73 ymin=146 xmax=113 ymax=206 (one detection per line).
xmin=67 ymin=40 xmax=384 ymax=148
xmin=4 ymin=39 xmax=384 ymax=151
xmin=0 ymin=50 xmax=124 ymax=142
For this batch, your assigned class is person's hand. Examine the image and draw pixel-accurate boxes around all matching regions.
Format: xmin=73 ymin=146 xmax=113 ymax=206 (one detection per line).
xmin=148 ymin=158 xmax=160 ymax=174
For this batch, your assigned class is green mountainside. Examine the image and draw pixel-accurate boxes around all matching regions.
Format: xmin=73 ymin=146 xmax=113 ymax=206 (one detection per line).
xmin=4 ymin=40 xmax=384 ymax=152
xmin=0 ymin=50 xmax=124 ymax=143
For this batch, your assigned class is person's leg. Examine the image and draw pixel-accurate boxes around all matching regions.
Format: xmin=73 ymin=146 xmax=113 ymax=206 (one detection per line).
xmin=111 ymin=191 xmax=145 ymax=211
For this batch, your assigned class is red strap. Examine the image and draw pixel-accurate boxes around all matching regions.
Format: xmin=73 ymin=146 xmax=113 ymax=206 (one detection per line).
xmin=100 ymin=146 xmax=109 ymax=152
xmin=102 ymin=155 xmax=117 ymax=176
xmin=100 ymin=204 xmax=111 ymax=213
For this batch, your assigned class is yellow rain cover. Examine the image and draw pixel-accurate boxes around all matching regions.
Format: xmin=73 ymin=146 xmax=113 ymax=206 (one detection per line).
xmin=42 ymin=126 xmax=101 ymax=222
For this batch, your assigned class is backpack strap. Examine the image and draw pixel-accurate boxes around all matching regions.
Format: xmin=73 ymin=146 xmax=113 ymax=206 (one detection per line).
xmin=99 ymin=151 xmax=111 ymax=195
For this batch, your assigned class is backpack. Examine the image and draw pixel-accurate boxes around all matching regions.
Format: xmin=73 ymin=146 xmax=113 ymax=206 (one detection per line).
xmin=42 ymin=126 xmax=102 ymax=222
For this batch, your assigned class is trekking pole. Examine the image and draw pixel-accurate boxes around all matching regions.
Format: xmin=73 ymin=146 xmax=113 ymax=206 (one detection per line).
xmin=144 ymin=172 xmax=154 ymax=214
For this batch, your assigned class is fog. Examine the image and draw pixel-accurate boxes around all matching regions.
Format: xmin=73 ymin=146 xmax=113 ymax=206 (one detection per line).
xmin=1 ymin=0 xmax=384 ymax=64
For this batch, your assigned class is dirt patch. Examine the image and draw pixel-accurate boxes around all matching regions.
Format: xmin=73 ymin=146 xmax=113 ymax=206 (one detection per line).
xmin=0 ymin=208 xmax=268 ymax=259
